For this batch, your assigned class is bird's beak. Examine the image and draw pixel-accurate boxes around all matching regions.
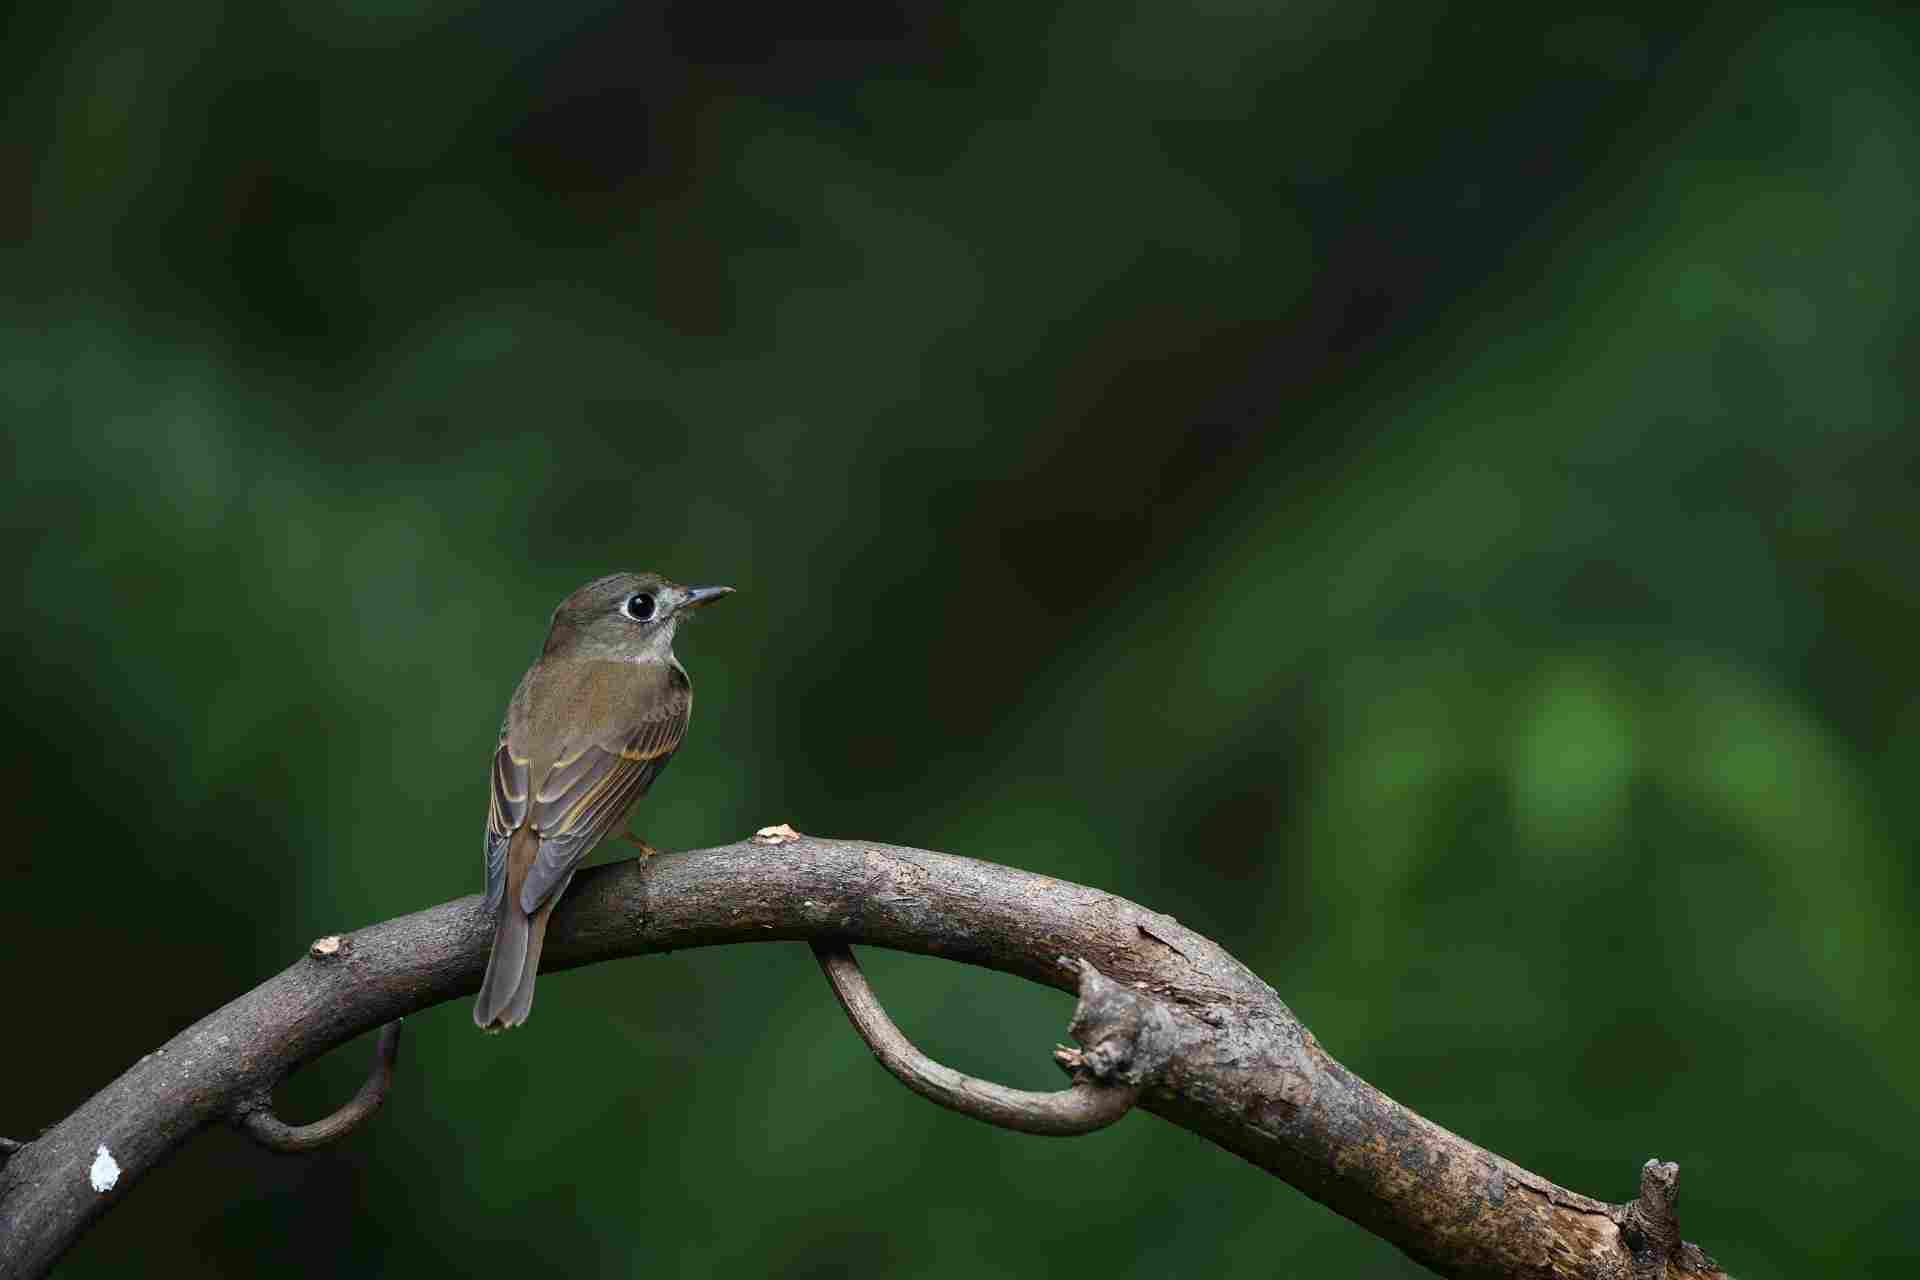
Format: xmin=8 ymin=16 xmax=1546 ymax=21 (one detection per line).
xmin=682 ymin=584 xmax=736 ymax=609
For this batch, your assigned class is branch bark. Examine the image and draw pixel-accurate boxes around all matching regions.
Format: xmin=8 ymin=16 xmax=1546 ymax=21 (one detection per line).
xmin=0 ymin=831 xmax=1729 ymax=1280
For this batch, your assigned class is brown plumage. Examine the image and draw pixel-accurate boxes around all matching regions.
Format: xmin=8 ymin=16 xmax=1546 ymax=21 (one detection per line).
xmin=474 ymin=572 xmax=732 ymax=1030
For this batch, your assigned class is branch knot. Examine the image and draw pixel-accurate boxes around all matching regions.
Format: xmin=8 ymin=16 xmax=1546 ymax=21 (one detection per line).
xmin=1059 ymin=957 xmax=1179 ymax=1088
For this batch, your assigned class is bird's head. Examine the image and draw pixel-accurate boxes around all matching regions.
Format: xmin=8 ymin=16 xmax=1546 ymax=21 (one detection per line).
xmin=542 ymin=571 xmax=734 ymax=663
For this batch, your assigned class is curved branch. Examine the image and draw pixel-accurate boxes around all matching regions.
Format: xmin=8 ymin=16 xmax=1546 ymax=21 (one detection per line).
xmin=234 ymin=1021 xmax=403 ymax=1154
xmin=811 ymin=942 xmax=1138 ymax=1135
xmin=0 ymin=830 xmax=1730 ymax=1280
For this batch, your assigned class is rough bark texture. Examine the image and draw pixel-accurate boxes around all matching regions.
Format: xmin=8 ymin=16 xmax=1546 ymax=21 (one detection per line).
xmin=0 ymin=833 xmax=1729 ymax=1280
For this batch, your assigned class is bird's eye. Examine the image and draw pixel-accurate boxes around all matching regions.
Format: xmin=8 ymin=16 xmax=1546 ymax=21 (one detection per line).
xmin=624 ymin=593 xmax=657 ymax=622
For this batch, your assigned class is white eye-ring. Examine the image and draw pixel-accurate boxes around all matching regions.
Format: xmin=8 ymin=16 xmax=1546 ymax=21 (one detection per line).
xmin=624 ymin=592 xmax=657 ymax=622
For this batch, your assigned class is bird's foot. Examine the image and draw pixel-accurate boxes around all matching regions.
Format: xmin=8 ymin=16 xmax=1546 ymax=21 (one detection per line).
xmin=617 ymin=832 xmax=660 ymax=859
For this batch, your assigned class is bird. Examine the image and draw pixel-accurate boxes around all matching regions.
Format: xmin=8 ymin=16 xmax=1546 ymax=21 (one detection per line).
xmin=473 ymin=572 xmax=733 ymax=1030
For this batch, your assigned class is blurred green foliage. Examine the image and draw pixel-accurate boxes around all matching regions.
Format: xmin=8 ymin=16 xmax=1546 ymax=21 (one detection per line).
xmin=3 ymin=3 xmax=1917 ymax=1276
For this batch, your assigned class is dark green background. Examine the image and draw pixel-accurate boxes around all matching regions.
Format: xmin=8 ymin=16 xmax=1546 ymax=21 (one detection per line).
xmin=4 ymin=3 xmax=1916 ymax=1276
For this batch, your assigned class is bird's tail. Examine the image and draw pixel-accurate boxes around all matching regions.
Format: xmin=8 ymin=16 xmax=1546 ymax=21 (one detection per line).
xmin=473 ymin=902 xmax=531 ymax=1031
xmin=474 ymin=856 xmax=575 ymax=1031
xmin=496 ymin=902 xmax=557 ymax=1028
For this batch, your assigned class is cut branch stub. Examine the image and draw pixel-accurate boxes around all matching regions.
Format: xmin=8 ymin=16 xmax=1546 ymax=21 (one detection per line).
xmin=234 ymin=1020 xmax=403 ymax=1154
xmin=811 ymin=942 xmax=1141 ymax=1136
xmin=1616 ymin=1158 xmax=1712 ymax=1280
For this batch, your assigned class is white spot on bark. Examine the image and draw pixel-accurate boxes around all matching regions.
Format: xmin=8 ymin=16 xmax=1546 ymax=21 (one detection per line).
xmin=89 ymin=1145 xmax=120 ymax=1192
xmin=753 ymin=823 xmax=800 ymax=845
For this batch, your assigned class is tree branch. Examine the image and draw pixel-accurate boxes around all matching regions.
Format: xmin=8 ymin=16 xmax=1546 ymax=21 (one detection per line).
xmin=810 ymin=942 xmax=1140 ymax=1135
xmin=233 ymin=1020 xmax=403 ymax=1154
xmin=0 ymin=830 xmax=1730 ymax=1280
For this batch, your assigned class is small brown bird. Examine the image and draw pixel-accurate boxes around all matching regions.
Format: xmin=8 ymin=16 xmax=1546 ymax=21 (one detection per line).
xmin=474 ymin=572 xmax=733 ymax=1030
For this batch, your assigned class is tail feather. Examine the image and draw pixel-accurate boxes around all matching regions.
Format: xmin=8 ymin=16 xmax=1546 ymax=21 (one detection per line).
xmin=474 ymin=905 xmax=531 ymax=1030
xmin=497 ymin=902 xmax=557 ymax=1028
xmin=474 ymin=865 xmax=577 ymax=1031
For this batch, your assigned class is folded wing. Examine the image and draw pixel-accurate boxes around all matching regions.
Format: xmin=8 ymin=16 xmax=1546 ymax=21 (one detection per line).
xmin=519 ymin=697 xmax=688 ymax=913
xmin=484 ymin=741 xmax=529 ymax=913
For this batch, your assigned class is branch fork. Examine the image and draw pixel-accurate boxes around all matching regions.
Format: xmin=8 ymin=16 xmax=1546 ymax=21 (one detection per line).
xmin=232 ymin=1021 xmax=404 ymax=1155
xmin=810 ymin=942 xmax=1145 ymax=1136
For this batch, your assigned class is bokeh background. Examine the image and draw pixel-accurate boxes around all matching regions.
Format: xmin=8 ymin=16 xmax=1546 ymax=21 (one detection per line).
xmin=4 ymin=3 xmax=1917 ymax=1276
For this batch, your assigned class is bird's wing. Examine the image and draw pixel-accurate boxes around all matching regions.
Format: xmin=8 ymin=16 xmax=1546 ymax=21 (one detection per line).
xmin=517 ymin=684 xmax=690 ymax=914
xmin=484 ymin=737 xmax=530 ymax=913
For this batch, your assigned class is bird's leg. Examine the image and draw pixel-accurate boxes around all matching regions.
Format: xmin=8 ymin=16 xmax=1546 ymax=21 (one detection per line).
xmin=616 ymin=831 xmax=660 ymax=859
